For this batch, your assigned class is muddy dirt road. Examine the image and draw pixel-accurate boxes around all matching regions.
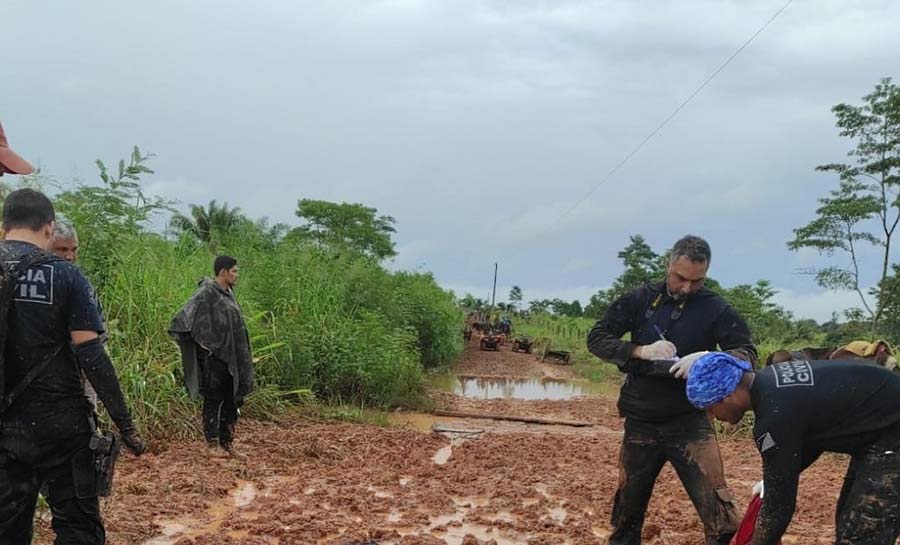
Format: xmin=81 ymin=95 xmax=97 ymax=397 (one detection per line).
xmin=39 ymin=338 xmax=852 ymax=544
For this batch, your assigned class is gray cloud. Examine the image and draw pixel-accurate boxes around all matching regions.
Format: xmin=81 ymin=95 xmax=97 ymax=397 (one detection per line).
xmin=3 ymin=0 xmax=899 ymax=321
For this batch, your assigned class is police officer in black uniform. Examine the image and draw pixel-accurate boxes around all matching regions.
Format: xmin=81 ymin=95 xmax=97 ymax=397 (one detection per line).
xmin=587 ymin=235 xmax=757 ymax=545
xmin=0 ymin=189 xmax=146 ymax=545
xmin=690 ymin=356 xmax=900 ymax=545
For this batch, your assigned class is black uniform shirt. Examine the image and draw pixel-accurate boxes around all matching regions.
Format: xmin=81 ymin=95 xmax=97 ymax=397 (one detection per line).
xmin=750 ymin=360 xmax=900 ymax=545
xmin=587 ymin=282 xmax=757 ymax=421
xmin=0 ymin=240 xmax=104 ymax=414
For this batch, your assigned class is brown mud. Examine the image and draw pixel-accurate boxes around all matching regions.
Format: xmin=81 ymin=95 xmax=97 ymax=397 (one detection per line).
xmin=37 ymin=337 xmax=850 ymax=544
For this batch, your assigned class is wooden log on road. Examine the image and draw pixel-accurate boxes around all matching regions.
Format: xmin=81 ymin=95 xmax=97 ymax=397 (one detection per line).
xmin=433 ymin=409 xmax=593 ymax=427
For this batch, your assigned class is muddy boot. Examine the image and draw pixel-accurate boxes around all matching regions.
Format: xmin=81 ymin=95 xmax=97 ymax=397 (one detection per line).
xmin=207 ymin=441 xmax=229 ymax=459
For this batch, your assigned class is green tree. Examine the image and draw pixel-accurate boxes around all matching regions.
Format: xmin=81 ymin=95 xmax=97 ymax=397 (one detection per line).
xmin=550 ymin=299 xmax=583 ymax=317
xmin=876 ymin=264 xmax=900 ymax=344
xmin=568 ymin=299 xmax=583 ymax=317
xmin=720 ymin=281 xmax=797 ymax=344
xmin=459 ymin=294 xmax=486 ymax=310
xmin=612 ymin=235 xmax=664 ymax=296
xmin=789 ymin=78 xmax=900 ymax=335
xmin=170 ymin=200 xmax=244 ymax=246
xmin=293 ymin=199 xmax=397 ymax=260
xmin=508 ymin=286 xmax=523 ymax=311
xmin=55 ymin=146 xmax=171 ymax=283
xmin=584 ymin=290 xmax=613 ymax=319
xmin=528 ymin=299 xmax=551 ymax=314
xmin=584 ymin=235 xmax=665 ymax=319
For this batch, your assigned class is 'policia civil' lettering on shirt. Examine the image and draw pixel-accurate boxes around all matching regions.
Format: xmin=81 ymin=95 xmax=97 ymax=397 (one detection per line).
xmin=751 ymin=359 xmax=900 ymax=543
xmin=0 ymin=240 xmax=105 ymax=465
xmin=1 ymin=241 xmax=104 ymax=409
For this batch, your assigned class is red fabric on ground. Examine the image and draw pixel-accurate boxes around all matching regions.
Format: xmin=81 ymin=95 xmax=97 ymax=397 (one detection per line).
xmin=731 ymin=495 xmax=782 ymax=545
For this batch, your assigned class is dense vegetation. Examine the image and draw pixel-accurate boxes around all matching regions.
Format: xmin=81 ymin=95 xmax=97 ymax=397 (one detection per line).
xmin=5 ymin=151 xmax=462 ymax=436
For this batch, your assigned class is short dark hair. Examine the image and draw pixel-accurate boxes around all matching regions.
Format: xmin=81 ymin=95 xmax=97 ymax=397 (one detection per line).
xmin=2 ymin=188 xmax=55 ymax=231
xmin=670 ymin=235 xmax=711 ymax=264
xmin=214 ymin=255 xmax=238 ymax=276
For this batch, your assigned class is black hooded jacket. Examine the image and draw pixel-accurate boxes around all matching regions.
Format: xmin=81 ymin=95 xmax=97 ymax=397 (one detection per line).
xmin=588 ymin=282 xmax=757 ymax=421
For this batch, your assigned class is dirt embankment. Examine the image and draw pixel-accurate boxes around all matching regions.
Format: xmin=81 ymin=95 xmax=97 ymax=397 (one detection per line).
xmin=36 ymin=339 xmax=849 ymax=545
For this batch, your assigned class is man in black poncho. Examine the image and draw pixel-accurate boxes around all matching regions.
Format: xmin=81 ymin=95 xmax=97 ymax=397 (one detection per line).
xmin=169 ymin=255 xmax=253 ymax=459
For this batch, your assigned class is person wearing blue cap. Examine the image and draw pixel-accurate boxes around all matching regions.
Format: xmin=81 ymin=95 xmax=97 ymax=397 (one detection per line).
xmin=588 ymin=235 xmax=757 ymax=545
xmin=688 ymin=353 xmax=900 ymax=545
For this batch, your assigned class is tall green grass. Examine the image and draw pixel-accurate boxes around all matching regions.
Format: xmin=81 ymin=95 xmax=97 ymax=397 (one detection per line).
xmin=516 ymin=314 xmax=620 ymax=383
xmin=89 ymin=233 xmax=462 ymax=436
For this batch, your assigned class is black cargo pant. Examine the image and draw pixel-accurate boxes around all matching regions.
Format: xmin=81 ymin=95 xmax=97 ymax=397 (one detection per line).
xmin=834 ymin=425 xmax=900 ymax=544
xmin=610 ymin=412 xmax=740 ymax=545
xmin=0 ymin=440 xmax=103 ymax=544
xmin=199 ymin=354 xmax=238 ymax=448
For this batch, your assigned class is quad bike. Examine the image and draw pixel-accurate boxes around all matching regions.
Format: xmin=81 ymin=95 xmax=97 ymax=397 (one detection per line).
xmin=511 ymin=336 xmax=533 ymax=354
xmin=480 ymin=335 xmax=501 ymax=351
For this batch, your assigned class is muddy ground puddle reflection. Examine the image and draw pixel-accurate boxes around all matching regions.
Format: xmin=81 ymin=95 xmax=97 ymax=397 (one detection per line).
xmin=448 ymin=376 xmax=615 ymax=400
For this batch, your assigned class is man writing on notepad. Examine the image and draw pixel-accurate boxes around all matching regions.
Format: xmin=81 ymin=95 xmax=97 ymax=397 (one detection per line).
xmin=587 ymin=235 xmax=757 ymax=545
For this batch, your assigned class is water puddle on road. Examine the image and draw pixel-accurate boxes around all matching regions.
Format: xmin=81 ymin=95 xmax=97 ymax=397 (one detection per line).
xmin=389 ymin=412 xmax=474 ymax=432
xmin=549 ymin=506 xmax=567 ymax=523
xmin=143 ymin=479 xmax=271 ymax=545
xmin=234 ymin=481 xmax=258 ymax=507
xmin=448 ymin=376 xmax=616 ymax=400
xmin=387 ymin=509 xmax=404 ymax=523
xmin=428 ymin=510 xmax=521 ymax=545
xmin=367 ymin=485 xmax=393 ymax=498
xmin=432 ymin=444 xmax=453 ymax=465
xmin=435 ymin=522 xmax=520 ymax=545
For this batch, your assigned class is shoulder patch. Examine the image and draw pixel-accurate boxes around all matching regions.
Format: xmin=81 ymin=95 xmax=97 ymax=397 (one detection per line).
xmin=773 ymin=360 xmax=815 ymax=388
xmin=756 ymin=432 xmax=777 ymax=453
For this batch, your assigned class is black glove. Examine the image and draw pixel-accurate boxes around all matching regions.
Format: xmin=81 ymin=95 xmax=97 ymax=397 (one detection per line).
xmin=121 ymin=428 xmax=147 ymax=456
xmin=74 ymin=338 xmax=136 ymax=434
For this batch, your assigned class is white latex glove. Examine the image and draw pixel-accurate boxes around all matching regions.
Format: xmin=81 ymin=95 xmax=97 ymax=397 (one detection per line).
xmin=752 ymin=480 xmax=764 ymax=499
xmin=637 ymin=340 xmax=677 ymax=361
xmin=669 ymin=351 xmax=710 ymax=379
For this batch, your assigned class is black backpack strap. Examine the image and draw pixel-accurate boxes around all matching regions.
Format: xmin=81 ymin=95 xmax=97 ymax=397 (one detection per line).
xmin=0 ymin=345 xmax=63 ymax=413
xmin=0 ymin=249 xmax=64 ymax=415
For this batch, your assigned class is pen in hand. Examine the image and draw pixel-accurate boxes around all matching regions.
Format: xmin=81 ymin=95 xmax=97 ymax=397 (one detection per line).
xmin=652 ymin=325 xmax=678 ymax=360
xmin=653 ymin=325 xmax=666 ymax=342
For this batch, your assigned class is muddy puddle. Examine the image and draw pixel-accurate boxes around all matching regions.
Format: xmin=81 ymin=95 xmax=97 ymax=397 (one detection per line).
xmin=144 ymin=480 xmax=270 ymax=545
xmin=388 ymin=412 xmax=485 ymax=434
xmin=432 ymin=444 xmax=453 ymax=465
xmin=444 ymin=376 xmax=615 ymax=400
xmin=378 ymin=491 xmax=584 ymax=545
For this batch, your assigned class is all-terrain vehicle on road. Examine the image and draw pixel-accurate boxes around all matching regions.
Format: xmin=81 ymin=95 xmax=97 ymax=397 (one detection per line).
xmin=480 ymin=334 xmax=501 ymax=351
xmin=512 ymin=336 xmax=533 ymax=354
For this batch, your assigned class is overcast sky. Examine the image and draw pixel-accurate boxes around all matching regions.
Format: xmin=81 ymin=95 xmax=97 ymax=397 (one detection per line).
xmin=3 ymin=1 xmax=899 ymax=322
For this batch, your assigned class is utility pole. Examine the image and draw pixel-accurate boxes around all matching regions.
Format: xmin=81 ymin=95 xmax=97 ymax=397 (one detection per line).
xmin=490 ymin=262 xmax=498 ymax=314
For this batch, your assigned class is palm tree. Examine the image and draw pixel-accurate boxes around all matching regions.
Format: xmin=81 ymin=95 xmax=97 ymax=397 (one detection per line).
xmin=170 ymin=200 xmax=243 ymax=243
